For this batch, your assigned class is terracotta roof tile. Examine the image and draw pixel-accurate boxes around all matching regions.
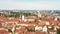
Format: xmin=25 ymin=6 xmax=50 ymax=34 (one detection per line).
xmin=35 ymin=31 xmax=46 ymax=34
xmin=25 ymin=32 xmax=36 ymax=34
xmin=38 ymin=23 xmax=45 ymax=27
xmin=0 ymin=30 xmax=10 ymax=34
xmin=58 ymin=23 xmax=60 ymax=27
xmin=48 ymin=30 xmax=57 ymax=32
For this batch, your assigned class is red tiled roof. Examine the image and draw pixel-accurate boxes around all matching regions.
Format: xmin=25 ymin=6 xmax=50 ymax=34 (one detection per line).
xmin=58 ymin=23 xmax=60 ymax=27
xmin=7 ymin=23 xmax=13 ymax=29
xmin=38 ymin=23 xmax=45 ymax=27
xmin=51 ymin=21 xmax=58 ymax=26
xmin=18 ymin=31 xmax=23 ymax=34
xmin=19 ymin=22 xmax=29 ymax=24
xmin=16 ymin=26 xmax=21 ymax=28
xmin=35 ymin=31 xmax=46 ymax=34
xmin=15 ymin=30 xmax=21 ymax=33
xmin=0 ymin=30 xmax=10 ymax=34
xmin=0 ymin=19 xmax=5 ymax=23
xmin=20 ymin=27 xmax=27 ymax=32
xmin=25 ymin=32 xmax=36 ymax=34
xmin=48 ymin=30 xmax=57 ymax=32
xmin=27 ymin=25 xmax=35 ymax=28
xmin=46 ymin=17 xmax=54 ymax=22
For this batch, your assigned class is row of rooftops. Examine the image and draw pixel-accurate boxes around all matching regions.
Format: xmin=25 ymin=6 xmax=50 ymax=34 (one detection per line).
xmin=0 ymin=15 xmax=60 ymax=27
xmin=0 ymin=15 xmax=60 ymax=34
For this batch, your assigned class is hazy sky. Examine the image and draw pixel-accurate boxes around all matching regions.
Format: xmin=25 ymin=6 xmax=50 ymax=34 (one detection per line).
xmin=0 ymin=0 xmax=60 ymax=10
